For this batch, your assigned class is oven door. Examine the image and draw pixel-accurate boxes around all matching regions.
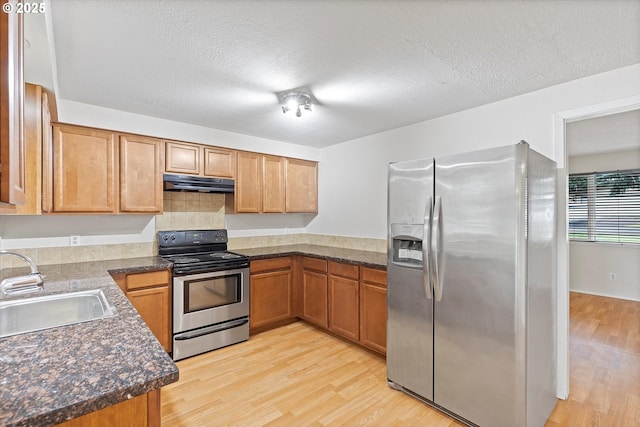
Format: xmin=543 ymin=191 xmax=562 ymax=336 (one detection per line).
xmin=173 ymin=266 xmax=249 ymax=333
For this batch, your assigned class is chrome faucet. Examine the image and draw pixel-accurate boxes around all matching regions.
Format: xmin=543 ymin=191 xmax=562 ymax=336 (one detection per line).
xmin=0 ymin=250 xmax=44 ymax=295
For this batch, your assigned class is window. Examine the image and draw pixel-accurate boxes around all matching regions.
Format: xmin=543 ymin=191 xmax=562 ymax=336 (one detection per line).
xmin=568 ymin=169 xmax=640 ymax=244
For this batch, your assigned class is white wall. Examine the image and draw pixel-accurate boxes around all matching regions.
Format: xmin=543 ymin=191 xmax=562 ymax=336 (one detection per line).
xmin=568 ymin=149 xmax=640 ymax=301
xmin=308 ymin=63 xmax=640 ymax=239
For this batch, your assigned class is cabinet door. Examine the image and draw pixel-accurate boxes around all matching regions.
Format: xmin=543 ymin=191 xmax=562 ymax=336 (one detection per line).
xmin=262 ymin=155 xmax=285 ymax=213
xmin=128 ymin=286 xmax=171 ymax=352
xmin=15 ymin=84 xmax=42 ymax=214
xmin=235 ymin=151 xmax=262 ymax=213
xmin=302 ymin=269 xmax=328 ymax=328
xmin=360 ymin=267 xmax=387 ymax=354
xmin=285 ymin=158 xmax=317 ymax=213
xmin=203 ymin=146 xmax=236 ymax=178
xmin=250 ymin=268 xmax=292 ymax=329
xmin=0 ymin=10 xmax=25 ymax=205
xmin=52 ymin=124 xmax=117 ymax=213
xmin=329 ymin=262 xmax=360 ymax=341
xmin=120 ymin=134 xmax=163 ymax=213
xmin=165 ymin=141 xmax=201 ymax=175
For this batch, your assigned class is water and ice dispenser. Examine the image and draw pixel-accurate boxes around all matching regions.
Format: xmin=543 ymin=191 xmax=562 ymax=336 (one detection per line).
xmin=390 ymin=224 xmax=424 ymax=267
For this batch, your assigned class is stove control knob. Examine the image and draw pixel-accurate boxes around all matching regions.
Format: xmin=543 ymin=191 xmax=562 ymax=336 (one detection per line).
xmin=162 ymin=235 xmax=169 ymax=242
xmin=171 ymin=235 xmax=176 ymax=241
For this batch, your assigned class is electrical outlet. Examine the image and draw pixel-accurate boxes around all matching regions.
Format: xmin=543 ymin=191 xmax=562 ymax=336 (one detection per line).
xmin=609 ymin=273 xmax=617 ymax=281
xmin=69 ymin=235 xmax=81 ymax=246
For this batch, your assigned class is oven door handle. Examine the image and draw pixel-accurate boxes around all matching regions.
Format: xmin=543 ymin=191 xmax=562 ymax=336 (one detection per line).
xmin=174 ymin=318 xmax=249 ymax=340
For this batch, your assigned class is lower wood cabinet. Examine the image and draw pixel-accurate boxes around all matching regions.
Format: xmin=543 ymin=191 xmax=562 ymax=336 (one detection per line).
xmin=249 ymin=257 xmax=294 ymax=332
xmin=359 ymin=267 xmax=387 ymax=355
xmin=111 ymin=269 xmax=171 ymax=353
xmin=248 ymin=255 xmax=387 ymax=355
xmin=300 ymin=257 xmax=328 ymax=328
xmin=328 ymin=261 xmax=360 ymax=341
xmin=55 ymin=389 xmax=160 ymax=427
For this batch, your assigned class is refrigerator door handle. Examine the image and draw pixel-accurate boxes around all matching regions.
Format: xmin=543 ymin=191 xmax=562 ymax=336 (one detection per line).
xmin=423 ymin=196 xmax=433 ymax=299
xmin=432 ymin=196 xmax=444 ymax=301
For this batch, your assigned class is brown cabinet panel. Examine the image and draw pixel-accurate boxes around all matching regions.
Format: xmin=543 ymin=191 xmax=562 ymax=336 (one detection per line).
xmin=235 ymin=151 xmax=262 ymax=213
xmin=262 ymin=155 xmax=285 ymax=213
xmin=250 ymin=269 xmax=292 ymax=329
xmin=302 ymin=267 xmax=328 ymax=328
xmin=250 ymin=256 xmax=292 ymax=273
xmin=52 ymin=124 xmax=117 ymax=213
xmin=360 ymin=267 xmax=387 ymax=355
xmin=55 ymin=390 xmax=155 ymax=427
xmin=165 ymin=141 xmax=200 ymax=175
xmin=329 ymin=273 xmax=360 ymax=341
xmin=128 ymin=286 xmax=171 ymax=352
xmin=285 ymin=158 xmax=317 ymax=213
xmin=14 ymin=84 xmax=42 ymax=214
xmin=41 ymin=91 xmax=53 ymax=213
xmin=120 ymin=134 xmax=163 ymax=213
xmin=0 ymin=8 xmax=25 ymax=206
xmin=301 ymin=256 xmax=327 ymax=273
xmin=329 ymin=260 xmax=359 ymax=280
xmin=203 ymin=146 xmax=236 ymax=178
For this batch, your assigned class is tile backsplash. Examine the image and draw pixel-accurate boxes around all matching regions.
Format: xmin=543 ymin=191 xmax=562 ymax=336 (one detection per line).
xmin=0 ymin=191 xmax=385 ymax=269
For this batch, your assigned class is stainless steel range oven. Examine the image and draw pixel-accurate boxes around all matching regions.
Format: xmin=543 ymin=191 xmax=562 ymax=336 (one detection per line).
xmin=158 ymin=229 xmax=249 ymax=361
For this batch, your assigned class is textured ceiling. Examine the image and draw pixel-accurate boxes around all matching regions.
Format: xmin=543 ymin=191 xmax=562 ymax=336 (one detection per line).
xmin=46 ymin=0 xmax=640 ymax=148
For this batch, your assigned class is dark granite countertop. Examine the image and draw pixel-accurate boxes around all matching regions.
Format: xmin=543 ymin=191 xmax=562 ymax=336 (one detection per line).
xmin=235 ymin=244 xmax=387 ymax=269
xmin=0 ymin=257 xmax=178 ymax=427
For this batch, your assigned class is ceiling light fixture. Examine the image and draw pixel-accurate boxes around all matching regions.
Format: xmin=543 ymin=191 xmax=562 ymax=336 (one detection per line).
xmin=280 ymin=91 xmax=312 ymax=117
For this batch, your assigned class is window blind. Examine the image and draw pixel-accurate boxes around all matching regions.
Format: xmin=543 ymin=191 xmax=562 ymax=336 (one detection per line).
xmin=568 ymin=169 xmax=640 ymax=244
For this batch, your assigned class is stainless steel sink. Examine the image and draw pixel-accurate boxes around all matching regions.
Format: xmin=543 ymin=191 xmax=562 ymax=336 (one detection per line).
xmin=0 ymin=289 xmax=118 ymax=338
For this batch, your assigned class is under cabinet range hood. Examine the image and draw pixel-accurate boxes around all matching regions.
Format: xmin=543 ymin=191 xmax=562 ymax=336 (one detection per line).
xmin=163 ymin=174 xmax=234 ymax=193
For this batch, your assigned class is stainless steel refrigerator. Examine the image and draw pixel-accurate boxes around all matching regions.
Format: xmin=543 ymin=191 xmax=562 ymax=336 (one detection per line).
xmin=387 ymin=142 xmax=557 ymax=427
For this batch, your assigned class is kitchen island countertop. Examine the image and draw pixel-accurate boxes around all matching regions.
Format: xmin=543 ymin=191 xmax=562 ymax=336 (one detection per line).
xmin=0 ymin=257 xmax=178 ymax=427
xmin=234 ymin=244 xmax=387 ymax=269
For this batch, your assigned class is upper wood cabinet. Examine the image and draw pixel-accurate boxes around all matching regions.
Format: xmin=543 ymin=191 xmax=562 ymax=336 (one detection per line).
xmin=50 ymin=123 xmax=163 ymax=214
xmin=120 ymin=134 xmax=164 ymax=213
xmin=286 ymin=158 xmax=318 ymax=213
xmin=262 ymin=155 xmax=285 ymax=213
xmin=233 ymin=151 xmax=263 ymax=213
xmin=165 ymin=140 xmax=236 ymax=179
xmin=204 ymin=146 xmax=236 ymax=178
xmin=52 ymin=124 xmax=117 ymax=213
xmin=165 ymin=141 xmax=200 ymax=175
xmin=41 ymin=91 xmax=53 ymax=213
xmin=0 ymin=8 xmax=26 ymax=206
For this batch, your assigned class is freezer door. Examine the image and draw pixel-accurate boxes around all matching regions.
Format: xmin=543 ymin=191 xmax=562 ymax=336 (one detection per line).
xmin=387 ymin=158 xmax=435 ymax=402
xmin=434 ymin=144 xmax=527 ymax=427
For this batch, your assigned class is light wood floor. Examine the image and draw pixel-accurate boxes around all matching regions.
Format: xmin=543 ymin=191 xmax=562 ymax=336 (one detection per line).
xmin=162 ymin=292 xmax=640 ymax=426
xmin=546 ymin=292 xmax=640 ymax=427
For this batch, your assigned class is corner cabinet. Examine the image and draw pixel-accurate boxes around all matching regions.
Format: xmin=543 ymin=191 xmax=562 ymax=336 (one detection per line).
xmin=111 ymin=269 xmax=172 ymax=353
xmin=285 ymin=158 xmax=317 ymax=213
xmin=50 ymin=123 xmax=163 ymax=214
xmin=0 ymin=7 xmax=26 ymax=206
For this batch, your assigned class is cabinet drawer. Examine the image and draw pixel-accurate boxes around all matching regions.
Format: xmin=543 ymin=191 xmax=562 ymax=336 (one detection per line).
xmin=302 ymin=257 xmax=328 ymax=273
xmin=126 ymin=270 xmax=170 ymax=291
xmin=361 ymin=267 xmax=387 ymax=288
xmin=250 ymin=256 xmax=292 ymax=273
xmin=330 ymin=261 xmax=359 ymax=280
